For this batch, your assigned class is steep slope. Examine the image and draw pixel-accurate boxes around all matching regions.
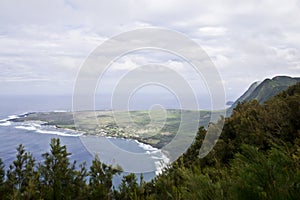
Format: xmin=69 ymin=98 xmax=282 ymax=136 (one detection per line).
xmin=227 ymin=76 xmax=300 ymax=116
xmin=228 ymin=81 xmax=260 ymax=111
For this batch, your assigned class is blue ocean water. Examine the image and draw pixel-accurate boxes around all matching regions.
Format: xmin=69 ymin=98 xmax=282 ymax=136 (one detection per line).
xmin=0 ymin=95 xmax=168 ymax=185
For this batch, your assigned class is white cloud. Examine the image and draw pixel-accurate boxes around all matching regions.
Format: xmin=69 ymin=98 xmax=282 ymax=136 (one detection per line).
xmin=198 ymin=27 xmax=227 ymax=36
xmin=0 ymin=0 xmax=299 ymax=98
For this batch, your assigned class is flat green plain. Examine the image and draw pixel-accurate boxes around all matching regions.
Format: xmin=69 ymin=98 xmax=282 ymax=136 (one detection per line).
xmin=12 ymin=109 xmax=220 ymax=149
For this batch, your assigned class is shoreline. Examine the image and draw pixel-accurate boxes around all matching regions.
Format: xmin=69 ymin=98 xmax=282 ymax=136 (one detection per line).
xmin=1 ymin=112 xmax=171 ymax=175
xmin=6 ymin=110 xmax=193 ymax=149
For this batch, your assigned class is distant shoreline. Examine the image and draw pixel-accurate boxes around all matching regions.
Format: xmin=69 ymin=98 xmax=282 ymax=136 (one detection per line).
xmin=6 ymin=109 xmax=215 ymax=150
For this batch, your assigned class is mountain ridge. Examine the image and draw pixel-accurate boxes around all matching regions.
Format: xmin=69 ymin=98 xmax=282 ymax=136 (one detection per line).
xmin=227 ymin=75 xmax=300 ymax=116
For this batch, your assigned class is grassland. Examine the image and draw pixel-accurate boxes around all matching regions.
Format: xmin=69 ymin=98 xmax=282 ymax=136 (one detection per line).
xmin=12 ymin=109 xmax=217 ymax=149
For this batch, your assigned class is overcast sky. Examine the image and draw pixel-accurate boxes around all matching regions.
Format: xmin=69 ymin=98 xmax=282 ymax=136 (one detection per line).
xmin=1 ymin=0 xmax=300 ymax=101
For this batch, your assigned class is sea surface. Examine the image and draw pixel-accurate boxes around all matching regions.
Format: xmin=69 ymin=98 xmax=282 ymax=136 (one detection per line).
xmin=0 ymin=95 xmax=170 ymax=185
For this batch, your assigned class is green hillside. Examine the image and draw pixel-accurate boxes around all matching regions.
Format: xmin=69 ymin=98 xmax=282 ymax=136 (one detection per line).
xmin=248 ymin=76 xmax=300 ymax=103
xmin=227 ymin=75 xmax=300 ymax=115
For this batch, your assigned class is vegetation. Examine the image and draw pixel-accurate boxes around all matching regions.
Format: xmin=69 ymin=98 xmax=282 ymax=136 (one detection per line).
xmin=11 ymin=109 xmax=214 ymax=149
xmin=1 ymin=82 xmax=300 ymax=199
xmin=227 ymin=75 xmax=300 ymax=115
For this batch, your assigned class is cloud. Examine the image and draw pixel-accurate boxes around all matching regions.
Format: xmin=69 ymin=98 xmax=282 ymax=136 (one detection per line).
xmin=197 ymin=27 xmax=227 ymax=37
xmin=0 ymin=0 xmax=299 ymax=98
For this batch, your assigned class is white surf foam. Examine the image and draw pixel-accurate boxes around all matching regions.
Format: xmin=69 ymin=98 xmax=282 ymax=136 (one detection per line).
xmin=136 ymin=140 xmax=159 ymax=151
xmin=3 ymin=113 xmax=84 ymax=137
xmin=0 ymin=114 xmax=19 ymax=122
xmin=154 ymin=154 xmax=170 ymax=175
xmin=0 ymin=114 xmax=20 ymax=126
xmin=36 ymin=129 xmax=82 ymax=137
xmin=0 ymin=121 xmax=11 ymax=126
xmin=15 ymin=125 xmax=37 ymax=131
xmin=53 ymin=110 xmax=68 ymax=113
xmin=134 ymin=139 xmax=170 ymax=175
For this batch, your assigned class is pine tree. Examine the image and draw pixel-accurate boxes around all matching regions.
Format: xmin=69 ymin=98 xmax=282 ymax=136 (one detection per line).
xmin=0 ymin=158 xmax=4 ymax=186
xmin=0 ymin=158 xmax=5 ymax=199
xmin=89 ymin=155 xmax=122 ymax=199
xmin=4 ymin=144 xmax=39 ymax=199
xmin=116 ymin=173 xmax=139 ymax=200
xmin=39 ymin=138 xmax=76 ymax=199
xmin=71 ymin=162 xmax=88 ymax=199
xmin=230 ymin=145 xmax=300 ymax=199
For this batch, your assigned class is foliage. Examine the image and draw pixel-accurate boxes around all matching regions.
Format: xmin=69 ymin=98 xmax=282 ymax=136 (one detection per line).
xmin=0 ymin=159 xmax=5 ymax=199
xmin=5 ymin=144 xmax=38 ymax=199
xmin=89 ymin=155 xmax=122 ymax=199
xmin=230 ymin=145 xmax=300 ymax=200
xmin=0 ymin=83 xmax=299 ymax=199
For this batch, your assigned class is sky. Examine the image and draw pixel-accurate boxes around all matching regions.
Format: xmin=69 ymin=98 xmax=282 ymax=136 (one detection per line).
xmin=1 ymin=0 xmax=300 ymax=102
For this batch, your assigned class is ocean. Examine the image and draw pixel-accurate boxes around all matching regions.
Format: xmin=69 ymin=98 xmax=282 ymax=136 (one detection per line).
xmin=0 ymin=95 xmax=169 ymax=185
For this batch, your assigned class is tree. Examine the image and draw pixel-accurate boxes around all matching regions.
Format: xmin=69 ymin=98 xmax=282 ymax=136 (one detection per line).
xmin=89 ymin=155 xmax=122 ymax=200
xmin=39 ymin=138 xmax=77 ymax=199
xmin=230 ymin=145 xmax=300 ymax=199
xmin=116 ymin=173 xmax=139 ymax=200
xmin=72 ymin=162 xmax=89 ymax=199
xmin=0 ymin=159 xmax=4 ymax=186
xmin=0 ymin=158 xmax=5 ymax=199
xmin=5 ymin=144 xmax=39 ymax=199
xmin=181 ymin=167 xmax=224 ymax=200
